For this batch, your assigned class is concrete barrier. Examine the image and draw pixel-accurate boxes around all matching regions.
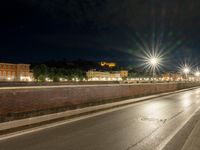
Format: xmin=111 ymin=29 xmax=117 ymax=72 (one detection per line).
xmin=0 ymin=82 xmax=199 ymax=122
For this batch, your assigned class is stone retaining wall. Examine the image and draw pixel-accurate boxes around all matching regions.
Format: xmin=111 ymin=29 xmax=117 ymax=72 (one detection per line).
xmin=0 ymin=83 xmax=199 ymax=120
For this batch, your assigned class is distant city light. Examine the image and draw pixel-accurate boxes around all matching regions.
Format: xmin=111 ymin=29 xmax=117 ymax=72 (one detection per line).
xmin=178 ymin=60 xmax=193 ymax=79
xmin=195 ymin=71 xmax=200 ymax=77
xmin=45 ymin=77 xmax=52 ymax=82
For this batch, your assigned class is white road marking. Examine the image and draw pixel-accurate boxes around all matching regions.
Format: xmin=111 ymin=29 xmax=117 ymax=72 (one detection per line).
xmin=156 ymin=106 xmax=200 ymax=150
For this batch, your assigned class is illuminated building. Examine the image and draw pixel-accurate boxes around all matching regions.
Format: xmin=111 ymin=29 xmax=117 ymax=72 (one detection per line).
xmin=0 ymin=63 xmax=33 ymax=81
xmin=162 ymin=73 xmax=183 ymax=81
xmin=100 ymin=62 xmax=116 ymax=68
xmin=117 ymin=70 xmax=128 ymax=78
xmin=110 ymin=73 xmax=121 ymax=78
xmin=86 ymin=70 xmax=128 ymax=81
xmin=86 ymin=70 xmax=110 ymax=79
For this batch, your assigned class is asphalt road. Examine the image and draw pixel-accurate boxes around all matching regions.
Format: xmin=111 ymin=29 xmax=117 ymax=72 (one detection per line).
xmin=1 ymin=88 xmax=200 ymax=150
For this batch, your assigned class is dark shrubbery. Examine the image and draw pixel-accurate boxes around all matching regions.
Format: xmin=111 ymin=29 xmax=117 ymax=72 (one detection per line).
xmin=33 ymin=64 xmax=85 ymax=82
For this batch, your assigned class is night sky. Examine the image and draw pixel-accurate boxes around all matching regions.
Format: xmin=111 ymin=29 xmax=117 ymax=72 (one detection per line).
xmin=0 ymin=0 xmax=200 ymax=66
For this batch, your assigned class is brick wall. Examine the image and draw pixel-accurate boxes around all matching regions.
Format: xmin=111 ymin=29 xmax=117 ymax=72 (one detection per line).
xmin=0 ymin=83 xmax=199 ymax=118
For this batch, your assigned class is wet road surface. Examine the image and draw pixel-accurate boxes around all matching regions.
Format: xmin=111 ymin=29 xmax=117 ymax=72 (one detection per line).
xmin=1 ymin=88 xmax=200 ymax=150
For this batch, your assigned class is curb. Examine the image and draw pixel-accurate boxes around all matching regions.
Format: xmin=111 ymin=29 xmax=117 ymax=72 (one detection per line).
xmin=0 ymin=86 xmax=199 ymax=132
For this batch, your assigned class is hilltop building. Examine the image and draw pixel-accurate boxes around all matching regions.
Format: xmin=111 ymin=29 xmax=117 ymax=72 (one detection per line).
xmin=100 ymin=62 xmax=116 ymax=68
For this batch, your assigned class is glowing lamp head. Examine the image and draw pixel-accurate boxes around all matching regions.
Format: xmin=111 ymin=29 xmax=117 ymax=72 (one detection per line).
xmin=149 ymin=57 xmax=159 ymax=66
xmin=195 ymin=71 xmax=200 ymax=77
xmin=183 ymin=68 xmax=190 ymax=74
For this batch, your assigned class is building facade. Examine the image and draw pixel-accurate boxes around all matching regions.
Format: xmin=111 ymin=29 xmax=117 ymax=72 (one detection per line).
xmin=86 ymin=70 xmax=128 ymax=81
xmin=86 ymin=70 xmax=110 ymax=79
xmin=162 ymin=73 xmax=183 ymax=81
xmin=115 ymin=71 xmax=128 ymax=78
xmin=0 ymin=63 xmax=33 ymax=81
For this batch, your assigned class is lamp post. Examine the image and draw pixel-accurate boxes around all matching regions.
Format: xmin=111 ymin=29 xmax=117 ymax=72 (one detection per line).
xmin=195 ymin=71 xmax=200 ymax=81
xmin=149 ymin=57 xmax=159 ymax=80
xmin=183 ymin=67 xmax=190 ymax=81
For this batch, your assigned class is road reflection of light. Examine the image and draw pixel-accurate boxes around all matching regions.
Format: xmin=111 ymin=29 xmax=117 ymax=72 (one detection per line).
xmin=142 ymin=102 xmax=166 ymax=117
xmin=195 ymin=90 xmax=200 ymax=95
xmin=145 ymin=103 xmax=160 ymax=113
xmin=181 ymin=93 xmax=192 ymax=108
xmin=182 ymin=98 xmax=191 ymax=108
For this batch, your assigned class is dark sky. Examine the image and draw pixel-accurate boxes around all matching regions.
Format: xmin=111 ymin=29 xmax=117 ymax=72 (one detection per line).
xmin=0 ymin=0 xmax=200 ymax=66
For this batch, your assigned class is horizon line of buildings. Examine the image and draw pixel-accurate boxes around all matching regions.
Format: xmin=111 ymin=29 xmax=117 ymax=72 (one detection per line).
xmin=0 ymin=61 xmax=198 ymax=82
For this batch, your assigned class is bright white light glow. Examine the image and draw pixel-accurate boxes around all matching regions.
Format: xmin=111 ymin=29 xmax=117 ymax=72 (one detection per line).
xmin=183 ymin=68 xmax=190 ymax=74
xmin=149 ymin=57 xmax=159 ymax=66
xmin=138 ymin=49 xmax=164 ymax=75
xmin=195 ymin=71 xmax=200 ymax=77
xmin=178 ymin=60 xmax=192 ymax=77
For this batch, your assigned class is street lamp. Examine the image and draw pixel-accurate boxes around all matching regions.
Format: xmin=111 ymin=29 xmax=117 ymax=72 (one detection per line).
xmin=139 ymin=49 xmax=164 ymax=81
xmin=183 ymin=67 xmax=190 ymax=81
xmin=195 ymin=71 xmax=200 ymax=81
xmin=149 ymin=57 xmax=160 ymax=79
xmin=195 ymin=71 xmax=200 ymax=77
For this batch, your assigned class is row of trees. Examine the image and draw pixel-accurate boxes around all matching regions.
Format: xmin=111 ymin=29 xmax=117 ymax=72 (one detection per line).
xmin=33 ymin=64 xmax=85 ymax=82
